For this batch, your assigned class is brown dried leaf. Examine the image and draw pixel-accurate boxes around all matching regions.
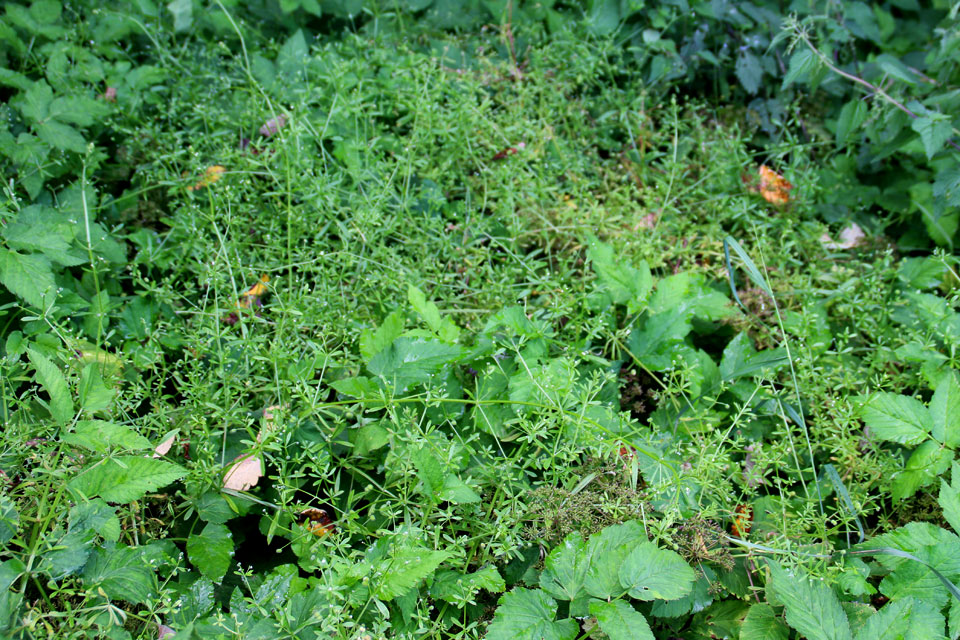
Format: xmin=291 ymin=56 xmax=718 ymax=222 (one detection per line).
xmin=223 ymin=454 xmax=262 ymax=491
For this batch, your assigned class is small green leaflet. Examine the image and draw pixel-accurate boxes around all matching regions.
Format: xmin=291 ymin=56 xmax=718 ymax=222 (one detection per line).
xmin=939 ymin=463 xmax=960 ymax=535
xmin=68 ymin=456 xmax=187 ymax=503
xmin=359 ymin=309 xmax=405 ymax=361
xmin=589 ymin=599 xmax=654 ymax=640
xmin=186 ymin=523 xmax=233 ymax=581
xmin=585 ymin=234 xmax=652 ymax=312
xmin=27 ymin=348 xmax=73 ymax=424
xmin=486 ymin=588 xmax=578 ymax=640
xmin=930 ymin=372 xmax=960 ymax=447
xmin=910 ymin=111 xmax=952 ymax=160
xmin=767 ymin=561 xmax=852 ymax=640
xmin=429 ymin=566 xmax=505 ymax=604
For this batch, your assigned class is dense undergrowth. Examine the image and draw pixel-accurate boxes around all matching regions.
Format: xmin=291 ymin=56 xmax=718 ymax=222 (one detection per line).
xmin=2 ymin=0 xmax=960 ymax=638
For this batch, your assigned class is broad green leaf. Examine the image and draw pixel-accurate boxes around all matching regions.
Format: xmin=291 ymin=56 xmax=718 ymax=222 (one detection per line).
xmin=628 ymin=305 xmax=691 ymax=370
xmin=82 ymin=544 xmax=157 ymax=604
xmin=61 ymin=420 xmax=152 ymax=453
xmin=186 ymin=523 xmax=233 ymax=581
xmin=939 ymin=463 xmax=960 ymax=534
xmin=486 ymin=588 xmax=578 ymax=640
xmin=930 ymin=372 xmax=960 ymax=447
xmin=35 ymin=119 xmax=87 ymax=153
xmin=876 ymin=53 xmax=915 ymax=84
xmin=166 ymin=0 xmax=193 ymax=31
xmin=782 ymin=48 xmax=819 ymax=89
xmin=277 ymin=29 xmax=309 ymax=74
xmin=439 ymin=474 xmax=481 ymax=503
xmin=590 ymin=599 xmax=654 ymax=640
xmin=876 ymin=538 xmax=960 ymax=610
xmin=0 ymin=498 xmax=18 ymax=545
xmin=330 ymin=375 xmax=379 ymax=399
xmin=911 ymin=114 xmax=953 ymax=160
xmin=768 ymin=561 xmax=852 ymax=640
xmin=27 ymin=349 xmax=73 ymax=425
xmin=376 ymin=547 xmax=449 ymax=600
xmin=741 ymin=603 xmax=789 ymax=640
xmin=353 ymin=422 xmax=390 ymax=456
xmin=429 ymin=566 xmax=505 ymax=604
xmin=367 ymin=337 xmax=461 ymax=391
xmin=78 ymin=363 xmax=115 ymax=413
xmin=408 ymin=285 xmax=443 ymax=333
xmin=836 ymin=99 xmax=870 ymax=146
xmin=860 ymin=393 xmax=931 ymax=445
xmin=48 ymin=97 xmax=111 ymax=127
xmin=0 ymin=249 xmax=57 ymax=309
xmin=16 ymin=81 xmax=51 ymax=122
xmin=540 ymin=533 xmax=589 ymax=602
xmin=359 ymin=309 xmax=405 ymax=361
xmin=891 ymin=439 xmax=951 ymax=502
xmin=29 ymin=0 xmax=61 ymax=24
xmin=68 ymin=456 xmax=187 ymax=503
xmin=586 ymin=235 xmax=652 ymax=310
xmin=584 ymin=521 xmax=648 ymax=598
xmin=854 ymin=597 xmax=944 ymax=640
xmin=586 ymin=0 xmax=620 ymax=36
xmin=736 ymin=51 xmax=763 ymax=94
xmin=618 ymin=541 xmax=695 ymax=601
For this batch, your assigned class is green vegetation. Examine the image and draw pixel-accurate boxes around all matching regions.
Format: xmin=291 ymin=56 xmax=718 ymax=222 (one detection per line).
xmin=1 ymin=0 xmax=960 ymax=638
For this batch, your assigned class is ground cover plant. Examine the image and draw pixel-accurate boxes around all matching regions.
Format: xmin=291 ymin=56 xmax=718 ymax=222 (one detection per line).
xmin=1 ymin=0 xmax=960 ymax=638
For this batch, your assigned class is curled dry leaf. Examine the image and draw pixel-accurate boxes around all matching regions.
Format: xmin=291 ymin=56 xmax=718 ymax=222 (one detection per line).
xmin=223 ymin=275 xmax=270 ymax=325
xmin=299 ymin=507 xmax=335 ymax=537
xmin=259 ymin=114 xmax=287 ymax=137
xmin=820 ymin=223 xmax=865 ymax=250
xmin=153 ymin=433 xmax=177 ymax=458
xmin=103 ymin=87 xmax=117 ymax=102
xmin=158 ymin=625 xmax=176 ymax=640
xmin=223 ymin=454 xmax=263 ymax=491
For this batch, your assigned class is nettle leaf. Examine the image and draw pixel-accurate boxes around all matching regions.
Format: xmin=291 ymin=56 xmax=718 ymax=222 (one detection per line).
xmin=859 ymin=393 xmax=931 ymax=446
xmin=27 ymin=349 xmax=73 ymax=425
xmin=741 ymin=603 xmax=789 ymax=640
xmin=540 ymin=533 xmax=590 ymax=602
xmin=61 ymin=420 xmax=152 ymax=454
xmin=836 ymin=99 xmax=870 ymax=146
xmin=486 ymin=588 xmax=578 ymax=640
xmin=78 ymin=364 xmax=115 ymax=413
xmin=36 ymin=119 xmax=87 ymax=153
xmin=82 ymin=544 xmax=157 ymax=605
xmin=618 ymin=541 xmax=695 ymax=601
xmin=0 ymin=249 xmax=57 ymax=309
xmin=186 ymin=523 xmax=233 ymax=581
xmin=68 ymin=456 xmax=187 ymax=503
xmin=768 ymin=561 xmax=852 ymax=640
xmin=584 ymin=520 xmax=648 ymax=598
xmin=782 ymin=48 xmax=819 ymax=89
xmin=736 ymin=51 xmax=763 ymax=94
xmin=930 ymin=372 xmax=960 ymax=447
xmin=590 ymin=599 xmax=654 ymax=640
xmin=854 ymin=597 xmax=944 ymax=640
xmin=375 ymin=547 xmax=449 ymax=600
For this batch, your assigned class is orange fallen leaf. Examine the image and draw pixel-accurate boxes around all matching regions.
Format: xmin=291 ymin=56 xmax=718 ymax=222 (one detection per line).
xmin=757 ymin=165 xmax=793 ymax=205
xmin=186 ymin=165 xmax=225 ymax=192
xmin=238 ymin=275 xmax=269 ymax=309
xmin=731 ymin=504 xmax=753 ymax=537
xmin=299 ymin=507 xmax=335 ymax=537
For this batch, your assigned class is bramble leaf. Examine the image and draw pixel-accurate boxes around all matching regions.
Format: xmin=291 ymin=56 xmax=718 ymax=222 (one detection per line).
xmin=930 ymin=372 xmax=960 ymax=447
xmin=853 ymin=597 xmax=944 ymax=640
xmin=741 ymin=603 xmax=789 ymax=640
xmin=767 ymin=561 xmax=852 ymax=640
xmin=590 ymin=599 xmax=654 ymax=640
xmin=540 ymin=533 xmax=590 ymax=602
xmin=618 ymin=541 xmax=695 ymax=601
xmin=860 ymin=393 xmax=931 ymax=445
xmin=486 ymin=588 xmax=578 ymax=640
xmin=0 ymin=249 xmax=57 ymax=309
xmin=27 ymin=348 xmax=73 ymax=425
